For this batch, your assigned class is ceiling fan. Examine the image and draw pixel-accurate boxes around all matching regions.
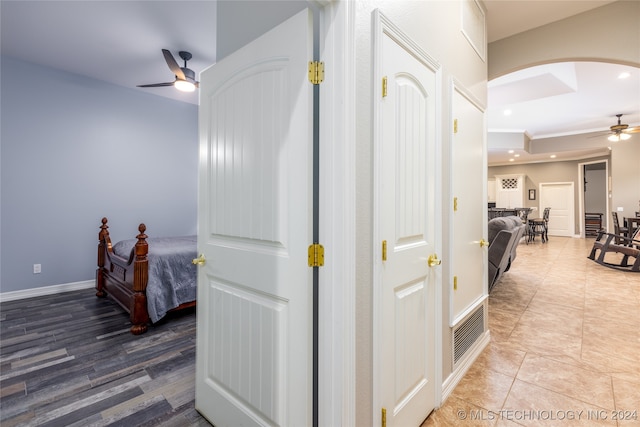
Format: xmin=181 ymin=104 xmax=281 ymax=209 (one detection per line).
xmin=137 ymin=49 xmax=199 ymax=93
xmin=605 ymin=114 xmax=640 ymax=142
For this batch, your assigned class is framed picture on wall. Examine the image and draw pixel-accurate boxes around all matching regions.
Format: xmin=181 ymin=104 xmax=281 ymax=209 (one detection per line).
xmin=528 ymin=189 xmax=536 ymax=200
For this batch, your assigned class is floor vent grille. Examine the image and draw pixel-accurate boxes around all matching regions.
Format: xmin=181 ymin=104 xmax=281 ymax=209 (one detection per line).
xmin=453 ymin=306 xmax=485 ymax=365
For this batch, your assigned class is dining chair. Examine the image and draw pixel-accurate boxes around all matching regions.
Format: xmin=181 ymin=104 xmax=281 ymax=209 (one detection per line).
xmin=612 ymin=211 xmax=629 ymax=243
xmin=528 ymin=207 xmax=550 ymax=243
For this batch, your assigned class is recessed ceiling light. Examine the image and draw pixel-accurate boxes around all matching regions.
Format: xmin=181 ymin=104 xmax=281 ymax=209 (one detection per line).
xmin=509 ymin=158 xmax=515 ymax=162
xmin=503 ymin=109 xmax=512 ymax=116
xmin=618 ymin=72 xmax=631 ymax=79
xmin=508 ymin=150 xmax=514 ymax=154
xmin=550 ymin=154 xmax=556 ymax=158
xmin=514 ymin=154 xmax=520 ymax=157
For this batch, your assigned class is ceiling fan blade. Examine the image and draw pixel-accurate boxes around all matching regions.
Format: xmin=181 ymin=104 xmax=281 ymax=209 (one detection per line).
xmin=587 ymin=130 xmax=611 ymax=138
xmin=623 ymin=126 xmax=640 ymax=134
xmin=137 ymin=82 xmax=175 ymax=88
xmin=162 ymin=49 xmax=186 ymax=80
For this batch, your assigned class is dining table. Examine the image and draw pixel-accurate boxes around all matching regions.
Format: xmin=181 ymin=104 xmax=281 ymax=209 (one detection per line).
xmin=624 ymin=216 xmax=640 ymax=239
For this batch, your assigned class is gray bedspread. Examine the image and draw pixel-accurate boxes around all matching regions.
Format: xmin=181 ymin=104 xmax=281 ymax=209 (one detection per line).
xmin=112 ymin=236 xmax=197 ymax=323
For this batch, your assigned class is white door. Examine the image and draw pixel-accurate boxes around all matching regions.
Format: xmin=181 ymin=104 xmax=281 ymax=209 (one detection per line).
xmin=540 ymin=182 xmax=575 ymax=237
xmin=451 ymin=85 xmax=486 ymax=321
xmin=195 ymin=10 xmax=313 ymax=427
xmin=375 ymin=12 xmax=438 ymax=427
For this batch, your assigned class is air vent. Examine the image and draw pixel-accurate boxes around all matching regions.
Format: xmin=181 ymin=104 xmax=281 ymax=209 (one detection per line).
xmin=453 ymin=306 xmax=485 ymax=365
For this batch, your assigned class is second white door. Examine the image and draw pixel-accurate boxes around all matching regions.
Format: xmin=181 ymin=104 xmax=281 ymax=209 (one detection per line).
xmin=540 ymin=182 xmax=575 ymax=237
xmin=451 ymin=84 xmax=486 ymax=321
xmin=375 ymin=11 xmax=439 ymax=427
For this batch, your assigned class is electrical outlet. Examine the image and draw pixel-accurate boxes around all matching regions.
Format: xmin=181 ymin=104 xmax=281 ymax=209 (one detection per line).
xmin=33 ymin=264 xmax=41 ymax=274
xmin=617 ymin=207 xmax=624 ymax=212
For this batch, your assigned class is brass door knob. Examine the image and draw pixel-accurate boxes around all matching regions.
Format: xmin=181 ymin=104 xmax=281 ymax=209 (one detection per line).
xmin=192 ymin=254 xmax=206 ymax=266
xmin=427 ymin=254 xmax=442 ymax=267
xmin=480 ymin=239 xmax=489 ymax=247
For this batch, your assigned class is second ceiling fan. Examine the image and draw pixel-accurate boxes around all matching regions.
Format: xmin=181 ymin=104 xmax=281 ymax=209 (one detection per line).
xmin=605 ymin=114 xmax=640 ymax=142
xmin=138 ymin=49 xmax=199 ymax=92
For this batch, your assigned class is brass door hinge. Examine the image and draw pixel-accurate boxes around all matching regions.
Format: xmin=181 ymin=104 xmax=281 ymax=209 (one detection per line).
xmin=308 ymin=61 xmax=324 ymax=85
xmin=382 ymin=240 xmax=387 ymax=261
xmin=381 ymin=408 xmax=387 ymax=427
xmin=454 ymin=118 xmax=458 ymax=134
xmin=382 ymin=76 xmax=388 ymax=98
xmin=453 ymin=275 xmax=458 ymax=291
xmin=308 ymin=243 xmax=325 ymax=267
xmin=453 ymin=197 xmax=458 ymax=212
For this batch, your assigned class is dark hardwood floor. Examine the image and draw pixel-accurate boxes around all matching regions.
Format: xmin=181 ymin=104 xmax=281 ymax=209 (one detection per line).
xmin=0 ymin=289 xmax=212 ymax=426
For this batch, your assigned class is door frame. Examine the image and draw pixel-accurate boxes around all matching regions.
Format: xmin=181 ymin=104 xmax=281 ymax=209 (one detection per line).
xmin=315 ymin=1 xmax=356 ymax=425
xmin=577 ymin=160 xmax=610 ymax=237
xmin=371 ymin=9 xmax=443 ymax=423
xmin=195 ymin=1 xmax=355 ymax=423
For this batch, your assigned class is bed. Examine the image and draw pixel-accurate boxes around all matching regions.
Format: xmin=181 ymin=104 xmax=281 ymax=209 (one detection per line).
xmin=95 ymin=217 xmax=197 ymax=334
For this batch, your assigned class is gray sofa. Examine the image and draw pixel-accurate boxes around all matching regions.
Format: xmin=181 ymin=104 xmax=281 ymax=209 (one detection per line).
xmin=487 ymin=215 xmax=527 ymax=291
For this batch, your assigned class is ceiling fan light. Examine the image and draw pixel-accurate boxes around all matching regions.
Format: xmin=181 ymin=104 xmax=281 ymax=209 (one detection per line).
xmin=607 ymin=133 xmax=631 ymax=142
xmin=174 ymin=79 xmax=196 ymax=92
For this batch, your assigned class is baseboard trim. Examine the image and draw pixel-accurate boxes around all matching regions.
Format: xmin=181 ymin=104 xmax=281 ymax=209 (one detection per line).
xmin=441 ymin=330 xmax=491 ymax=403
xmin=0 ymin=280 xmax=95 ymax=303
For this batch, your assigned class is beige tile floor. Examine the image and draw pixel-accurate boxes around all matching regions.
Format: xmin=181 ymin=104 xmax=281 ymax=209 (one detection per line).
xmin=423 ymin=236 xmax=640 ymax=426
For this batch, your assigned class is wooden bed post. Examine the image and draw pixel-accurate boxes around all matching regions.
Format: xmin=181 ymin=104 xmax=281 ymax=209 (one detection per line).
xmin=131 ymin=223 xmax=150 ymax=335
xmin=96 ymin=217 xmax=109 ymax=298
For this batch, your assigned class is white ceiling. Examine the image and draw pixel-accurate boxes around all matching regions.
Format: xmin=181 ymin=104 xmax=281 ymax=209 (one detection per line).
xmin=1 ymin=1 xmax=638 ymax=166
xmin=483 ymin=0 xmax=639 ymax=166
xmin=487 ymin=61 xmax=640 ymax=165
xmin=0 ymin=1 xmax=218 ymax=105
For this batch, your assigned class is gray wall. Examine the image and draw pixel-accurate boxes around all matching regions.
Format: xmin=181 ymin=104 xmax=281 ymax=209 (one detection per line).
xmin=611 ymin=140 xmax=640 ymax=218
xmin=488 ymin=0 xmax=640 ymax=80
xmin=1 ymin=56 xmax=198 ymax=294
xmin=216 ymin=1 xmax=307 ymax=61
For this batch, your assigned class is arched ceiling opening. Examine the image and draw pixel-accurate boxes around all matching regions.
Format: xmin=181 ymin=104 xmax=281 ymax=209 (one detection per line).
xmin=488 ymin=61 xmax=640 ymax=165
